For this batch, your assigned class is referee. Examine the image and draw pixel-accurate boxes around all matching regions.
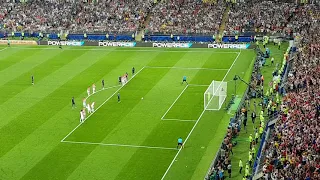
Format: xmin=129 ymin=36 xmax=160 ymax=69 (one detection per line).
xmin=181 ymin=76 xmax=188 ymax=85
xmin=177 ymin=137 xmax=184 ymax=149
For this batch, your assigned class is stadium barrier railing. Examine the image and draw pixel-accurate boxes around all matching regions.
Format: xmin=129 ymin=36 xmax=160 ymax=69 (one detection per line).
xmin=251 ymin=113 xmax=279 ymax=180
xmin=251 ymin=47 xmax=296 ymax=179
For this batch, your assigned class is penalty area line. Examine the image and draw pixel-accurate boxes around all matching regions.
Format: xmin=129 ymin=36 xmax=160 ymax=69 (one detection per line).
xmin=61 ymin=140 xmax=178 ymax=151
xmin=161 ymin=85 xmax=189 ymax=120
xmin=188 ymin=84 xmax=210 ymax=87
xmin=161 ymin=49 xmax=242 ymax=180
xmin=0 ymin=47 xmax=8 ymax=52
xmin=60 ymin=66 xmax=146 ymax=142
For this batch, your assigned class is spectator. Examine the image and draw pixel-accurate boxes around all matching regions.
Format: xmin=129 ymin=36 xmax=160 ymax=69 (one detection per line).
xmin=261 ymin=4 xmax=320 ymax=179
xmin=0 ymin=0 xmax=153 ymax=33
xmin=225 ymin=0 xmax=296 ymax=35
xmin=146 ymin=0 xmax=225 ymax=34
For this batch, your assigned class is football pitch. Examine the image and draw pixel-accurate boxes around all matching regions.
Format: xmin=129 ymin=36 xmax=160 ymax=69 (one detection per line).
xmin=0 ymin=46 xmax=255 ymax=180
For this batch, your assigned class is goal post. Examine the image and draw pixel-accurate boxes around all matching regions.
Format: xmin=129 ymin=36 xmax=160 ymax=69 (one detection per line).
xmin=204 ymin=80 xmax=227 ymax=110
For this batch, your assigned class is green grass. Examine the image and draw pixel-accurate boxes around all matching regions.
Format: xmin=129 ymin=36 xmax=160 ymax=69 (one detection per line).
xmin=0 ymin=46 xmax=255 ymax=180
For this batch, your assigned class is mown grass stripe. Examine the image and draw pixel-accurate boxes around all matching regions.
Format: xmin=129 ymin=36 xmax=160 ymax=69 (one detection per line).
xmin=1 ymin=50 xmax=160 ymax=180
xmin=0 ymin=50 xmax=87 ymax=107
xmin=0 ymin=49 xmax=42 ymax=71
xmin=0 ymin=48 xmax=63 ymax=86
xmin=0 ymin=49 xmax=111 ymax=158
xmin=0 ymin=49 xmax=91 ymax=129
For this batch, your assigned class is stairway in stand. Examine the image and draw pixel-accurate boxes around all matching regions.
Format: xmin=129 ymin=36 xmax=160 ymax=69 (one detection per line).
xmin=135 ymin=3 xmax=156 ymax=42
xmin=218 ymin=6 xmax=230 ymax=42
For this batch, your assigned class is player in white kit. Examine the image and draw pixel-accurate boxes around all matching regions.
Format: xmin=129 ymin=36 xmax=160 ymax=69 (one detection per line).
xmin=83 ymin=98 xmax=86 ymax=108
xmin=92 ymin=84 xmax=96 ymax=94
xmin=80 ymin=110 xmax=85 ymax=123
xmin=87 ymin=86 xmax=90 ymax=96
xmin=91 ymin=102 xmax=95 ymax=113
xmin=82 ymin=108 xmax=86 ymax=119
xmin=86 ymin=103 xmax=91 ymax=114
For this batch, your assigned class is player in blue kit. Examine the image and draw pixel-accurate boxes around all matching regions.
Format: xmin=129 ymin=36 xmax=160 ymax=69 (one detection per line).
xmin=71 ymin=97 xmax=76 ymax=108
xmin=132 ymin=67 xmax=135 ymax=75
xmin=101 ymin=79 xmax=105 ymax=89
xmin=31 ymin=75 xmax=34 ymax=85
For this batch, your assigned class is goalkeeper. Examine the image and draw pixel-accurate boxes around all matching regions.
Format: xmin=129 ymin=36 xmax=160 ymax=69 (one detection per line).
xmin=181 ymin=76 xmax=188 ymax=85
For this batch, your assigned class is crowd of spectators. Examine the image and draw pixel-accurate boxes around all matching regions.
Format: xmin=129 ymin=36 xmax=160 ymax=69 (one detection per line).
xmin=208 ymin=120 xmax=238 ymax=179
xmin=261 ymin=4 xmax=320 ymax=180
xmin=131 ymin=0 xmax=224 ymax=35
xmin=225 ymin=0 xmax=296 ymax=35
xmin=0 ymin=0 xmax=153 ymax=33
xmin=0 ymin=0 xmax=226 ymax=35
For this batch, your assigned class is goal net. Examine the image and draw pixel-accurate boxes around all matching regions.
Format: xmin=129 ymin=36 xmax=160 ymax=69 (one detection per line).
xmin=204 ymin=81 xmax=227 ymax=110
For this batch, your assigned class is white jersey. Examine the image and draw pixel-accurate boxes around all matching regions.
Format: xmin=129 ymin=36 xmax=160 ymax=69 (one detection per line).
xmin=121 ymin=76 xmax=127 ymax=85
xmin=86 ymin=104 xmax=91 ymax=113
xmin=83 ymin=100 xmax=86 ymax=108
xmin=87 ymin=88 xmax=90 ymax=96
xmin=82 ymin=109 xmax=86 ymax=118
xmin=80 ymin=111 xmax=84 ymax=121
xmin=91 ymin=102 xmax=95 ymax=112
xmin=92 ymin=85 xmax=96 ymax=94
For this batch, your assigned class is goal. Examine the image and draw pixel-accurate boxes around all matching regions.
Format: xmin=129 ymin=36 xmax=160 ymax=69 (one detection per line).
xmin=204 ymin=80 xmax=227 ymax=110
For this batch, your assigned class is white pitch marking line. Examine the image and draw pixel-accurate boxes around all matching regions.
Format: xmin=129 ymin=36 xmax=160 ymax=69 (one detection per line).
xmin=9 ymin=47 xmax=240 ymax=53
xmin=61 ymin=66 xmax=146 ymax=142
xmin=161 ymin=50 xmax=242 ymax=180
xmin=161 ymin=85 xmax=189 ymax=120
xmin=161 ymin=119 xmax=197 ymax=122
xmin=61 ymin=140 xmax=178 ymax=151
xmin=145 ymin=66 xmax=229 ymax=71
xmin=0 ymin=47 xmax=8 ymax=52
xmin=188 ymin=84 xmax=210 ymax=87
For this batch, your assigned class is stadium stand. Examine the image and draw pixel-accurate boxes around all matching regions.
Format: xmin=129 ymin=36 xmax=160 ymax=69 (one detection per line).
xmin=0 ymin=0 xmax=153 ymax=33
xmin=225 ymin=0 xmax=296 ymax=35
xmin=146 ymin=0 xmax=225 ymax=35
xmin=257 ymin=4 xmax=320 ymax=179
xmin=206 ymin=1 xmax=320 ymax=180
